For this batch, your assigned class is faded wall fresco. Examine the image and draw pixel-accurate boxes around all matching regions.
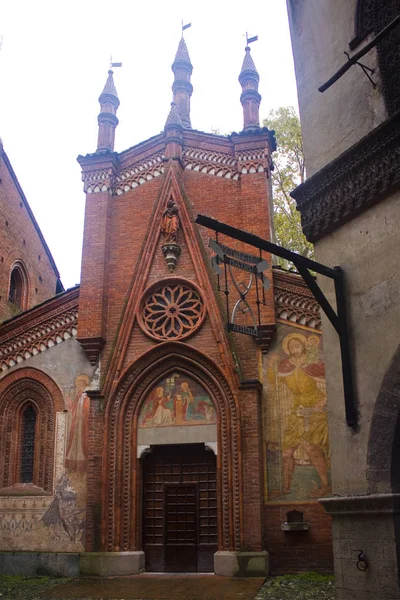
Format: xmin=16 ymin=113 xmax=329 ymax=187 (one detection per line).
xmin=65 ymin=374 xmax=90 ymax=473
xmin=0 ymin=339 xmax=93 ymax=552
xmin=139 ymin=372 xmax=216 ymax=428
xmin=0 ymin=474 xmax=85 ymax=551
xmin=264 ymin=325 xmax=331 ymax=502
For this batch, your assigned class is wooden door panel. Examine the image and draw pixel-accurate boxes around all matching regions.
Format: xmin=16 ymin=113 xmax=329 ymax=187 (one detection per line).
xmin=165 ymin=483 xmax=197 ymax=572
xmin=143 ymin=444 xmax=217 ymax=573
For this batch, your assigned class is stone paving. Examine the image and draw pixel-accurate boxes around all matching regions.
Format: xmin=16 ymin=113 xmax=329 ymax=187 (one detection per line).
xmin=41 ymin=575 xmax=264 ymax=600
xmin=0 ymin=573 xmax=335 ymax=600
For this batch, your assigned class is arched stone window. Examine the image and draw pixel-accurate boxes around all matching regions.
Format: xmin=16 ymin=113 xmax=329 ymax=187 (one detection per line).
xmin=19 ymin=404 xmax=37 ymax=483
xmin=8 ymin=261 xmax=28 ymax=312
xmin=0 ymin=369 xmax=64 ymax=493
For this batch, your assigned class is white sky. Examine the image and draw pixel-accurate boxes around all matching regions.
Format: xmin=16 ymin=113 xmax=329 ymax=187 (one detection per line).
xmin=0 ymin=0 xmax=298 ymax=289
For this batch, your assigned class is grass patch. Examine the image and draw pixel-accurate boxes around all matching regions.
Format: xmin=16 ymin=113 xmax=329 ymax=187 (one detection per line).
xmin=0 ymin=575 xmax=70 ymax=599
xmin=258 ymin=573 xmax=335 ymax=600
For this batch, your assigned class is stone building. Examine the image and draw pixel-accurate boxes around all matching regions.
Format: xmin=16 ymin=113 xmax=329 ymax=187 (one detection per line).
xmin=0 ymin=37 xmax=332 ymax=577
xmin=287 ymin=0 xmax=400 ymax=598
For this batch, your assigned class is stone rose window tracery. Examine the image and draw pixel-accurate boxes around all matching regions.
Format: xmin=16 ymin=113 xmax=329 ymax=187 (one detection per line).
xmin=139 ymin=280 xmax=205 ymax=341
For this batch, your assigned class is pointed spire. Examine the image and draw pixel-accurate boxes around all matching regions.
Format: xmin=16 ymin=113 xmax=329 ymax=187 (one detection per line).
xmin=238 ymin=46 xmax=262 ymax=132
xmin=171 ymin=37 xmax=193 ymax=129
xmin=165 ymin=102 xmax=183 ymax=128
xmin=100 ymin=69 xmax=119 ymax=99
xmin=174 ymin=37 xmax=192 ymax=65
xmin=97 ymin=70 xmax=120 ymax=152
xmin=240 ymin=46 xmax=259 ymax=77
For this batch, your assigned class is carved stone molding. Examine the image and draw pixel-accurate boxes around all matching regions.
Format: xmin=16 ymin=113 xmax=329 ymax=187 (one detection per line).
xmin=205 ymin=442 xmax=218 ymax=455
xmin=257 ymin=324 xmax=277 ymax=354
xmin=77 ymin=336 xmax=105 ymax=366
xmin=291 ymin=111 xmax=400 ymax=242
xmin=320 ymin=493 xmax=400 ymax=515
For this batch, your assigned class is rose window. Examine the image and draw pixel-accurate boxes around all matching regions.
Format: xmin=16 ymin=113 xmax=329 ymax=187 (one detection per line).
xmin=139 ymin=282 xmax=205 ymax=341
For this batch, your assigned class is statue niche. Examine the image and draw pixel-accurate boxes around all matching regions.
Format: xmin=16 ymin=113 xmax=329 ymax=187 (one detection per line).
xmin=161 ymin=198 xmax=181 ymax=271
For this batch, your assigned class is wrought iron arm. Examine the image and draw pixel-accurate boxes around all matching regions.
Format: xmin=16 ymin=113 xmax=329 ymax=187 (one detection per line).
xmin=318 ymin=15 xmax=400 ymax=93
xmin=195 ymin=213 xmax=357 ymax=428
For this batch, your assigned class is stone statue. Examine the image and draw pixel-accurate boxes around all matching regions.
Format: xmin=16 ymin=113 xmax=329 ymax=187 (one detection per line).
xmin=161 ymin=199 xmax=180 ymax=243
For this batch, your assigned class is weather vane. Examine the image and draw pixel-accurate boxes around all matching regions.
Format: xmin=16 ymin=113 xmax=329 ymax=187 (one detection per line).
xmin=109 ymin=55 xmax=122 ymax=70
xmin=245 ymin=32 xmax=258 ymax=45
xmin=182 ymin=21 xmax=191 ymax=36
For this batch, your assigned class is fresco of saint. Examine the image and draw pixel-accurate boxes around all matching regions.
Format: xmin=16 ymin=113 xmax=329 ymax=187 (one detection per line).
xmin=139 ymin=373 xmax=216 ymax=428
xmin=65 ymin=375 xmax=90 ymax=473
xmin=265 ymin=330 xmax=331 ymax=501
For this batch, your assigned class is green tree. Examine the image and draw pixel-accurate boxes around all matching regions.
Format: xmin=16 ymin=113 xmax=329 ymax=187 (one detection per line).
xmin=263 ymin=106 xmax=313 ymax=266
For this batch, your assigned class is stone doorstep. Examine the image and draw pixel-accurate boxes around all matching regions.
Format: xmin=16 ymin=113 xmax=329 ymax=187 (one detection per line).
xmin=80 ymin=550 xmax=269 ymax=578
xmin=214 ymin=551 xmax=269 ymax=577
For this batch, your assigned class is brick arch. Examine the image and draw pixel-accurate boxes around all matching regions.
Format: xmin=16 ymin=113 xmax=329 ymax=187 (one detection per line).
xmin=367 ymin=343 xmax=400 ymax=493
xmin=350 ymin=0 xmax=400 ymax=115
xmin=0 ymin=367 xmax=64 ymax=492
xmin=8 ymin=259 xmax=30 ymax=311
xmin=103 ymin=342 xmax=242 ymax=554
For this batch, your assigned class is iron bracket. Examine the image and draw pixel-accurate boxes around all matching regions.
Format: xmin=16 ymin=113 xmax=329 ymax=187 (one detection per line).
xmin=196 ymin=213 xmax=357 ymax=428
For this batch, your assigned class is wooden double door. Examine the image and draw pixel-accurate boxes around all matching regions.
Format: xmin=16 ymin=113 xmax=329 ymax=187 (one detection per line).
xmin=143 ymin=444 xmax=218 ymax=572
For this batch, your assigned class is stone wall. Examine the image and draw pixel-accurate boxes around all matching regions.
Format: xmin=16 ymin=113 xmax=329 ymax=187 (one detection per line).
xmin=286 ymin=0 xmax=386 ymax=177
xmin=286 ymin=0 xmax=400 ymax=596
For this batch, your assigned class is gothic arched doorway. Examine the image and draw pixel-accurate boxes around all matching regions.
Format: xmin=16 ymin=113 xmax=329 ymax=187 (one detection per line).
xmin=102 ymin=343 xmax=242 ymax=569
xmin=142 ymin=444 xmax=217 ymax=572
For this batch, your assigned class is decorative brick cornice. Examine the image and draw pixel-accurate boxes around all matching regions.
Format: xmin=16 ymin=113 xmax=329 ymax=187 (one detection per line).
xmin=273 ymin=268 xmax=321 ymax=330
xmin=182 ymin=147 xmax=239 ymax=180
xmin=235 ymin=147 xmax=270 ymax=175
xmin=82 ymin=166 xmax=116 ymax=194
xmin=114 ymin=152 xmax=166 ymax=196
xmin=291 ymin=111 xmax=400 ymax=242
xmin=0 ymin=287 xmax=79 ymax=372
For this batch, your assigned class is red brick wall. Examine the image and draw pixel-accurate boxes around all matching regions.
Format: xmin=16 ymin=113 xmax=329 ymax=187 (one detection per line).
xmin=85 ymin=392 xmax=105 ymax=552
xmin=0 ymin=152 xmax=59 ymax=323
xmin=78 ymin=129 xmax=277 ymax=554
xmin=264 ymin=502 xmax=333 ymax=573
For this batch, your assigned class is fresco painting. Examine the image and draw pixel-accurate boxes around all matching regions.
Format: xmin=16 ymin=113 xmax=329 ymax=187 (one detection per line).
xmin=139 ymin=373 xmax=216 ymax=428
xmin=264 ymin=327 xmax=331 ymax=502
xmin=0 ymin=474 xmax=85 ymax=551
xmin=65 ymin=375 xmax=90 ymax=473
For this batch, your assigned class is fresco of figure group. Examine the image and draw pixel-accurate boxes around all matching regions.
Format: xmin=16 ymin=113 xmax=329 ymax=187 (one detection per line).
xmin=139 ymin=373 xmax=216 ymax=428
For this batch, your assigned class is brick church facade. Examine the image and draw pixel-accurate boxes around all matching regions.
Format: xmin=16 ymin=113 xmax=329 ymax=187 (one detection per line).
xmin=0 ymin=38 xmax=332 ymax=576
